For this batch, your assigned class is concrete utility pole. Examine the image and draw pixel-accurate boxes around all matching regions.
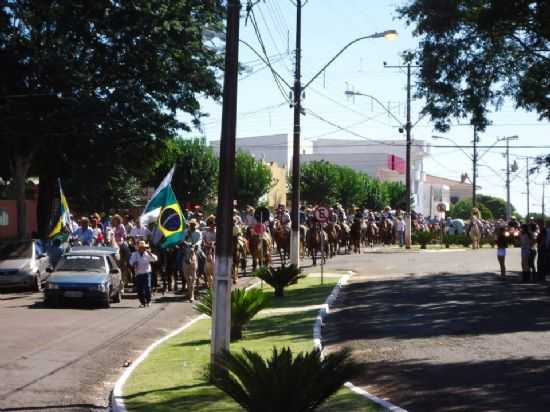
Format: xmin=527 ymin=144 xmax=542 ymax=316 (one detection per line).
xmin=502 ymin=135 xmax=519 ymax=221
xmin=472 ymin=126 xmax=478 ymax=207
xmin=383 ymin=62 xmax=419 ymax=249
xmin=211 ymin=0 xmax=241 ymax=368
xmin=543 ymin=183 xmax=546 ymax=220
xmin=526 ymin=157 xmax=530 ymax=217
xmin=289 ymin=0 xmax=302 ymax=267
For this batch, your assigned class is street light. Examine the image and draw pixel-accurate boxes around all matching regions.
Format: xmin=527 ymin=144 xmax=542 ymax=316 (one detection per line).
xmin=289 ymin=27 xmax=398 ymax=266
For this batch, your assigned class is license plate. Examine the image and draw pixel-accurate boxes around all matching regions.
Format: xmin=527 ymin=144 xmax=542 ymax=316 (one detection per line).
xmin=64 ymin=291 xmax=84 ymax=298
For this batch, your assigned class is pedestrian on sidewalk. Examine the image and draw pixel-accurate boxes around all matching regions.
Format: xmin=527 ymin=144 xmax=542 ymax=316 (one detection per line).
xmin=396 ymin=217 xmax=406 ymax=247
xmin=129 ymin=240 xmax=158 ymax=307
xmin=520 ymin=224 xmax=536 ymax=282
xmin=495 ymin=226 xmax=508 ymax=278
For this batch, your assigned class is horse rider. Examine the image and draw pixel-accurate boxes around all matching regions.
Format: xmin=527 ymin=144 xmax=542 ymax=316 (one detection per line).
xmin=202 ymin=215 xmax=217 ymax=244
xmin=182 ymin=218 xmax=204 ymax=276
xmin=243 ymin=205 xmax=257 ymax=226
xmin=275 ymin=204 xmax=291 ymax=230
xmin=334 ymin=203 xmax=347 ymax=224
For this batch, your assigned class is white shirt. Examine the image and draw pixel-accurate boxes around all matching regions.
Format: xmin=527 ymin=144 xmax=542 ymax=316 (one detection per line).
xmin=396 ymin=220 xmax=405 ymax=232
xmin=129 ymin=251 xmax=158 ymax=275
xmin=130 ymin=226 xmax=151 ymax=239
xmin=243 ymin=214 xmax=257 ymax=226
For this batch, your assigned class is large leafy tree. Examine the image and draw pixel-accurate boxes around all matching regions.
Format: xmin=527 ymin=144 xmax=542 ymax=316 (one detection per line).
xmin=335 ymin=166 xmax=367 ymax=208
xmin=300 ymin=161 xmax=340 ymax=206
xmin=383 ymin=181 xmax=408 ymax=210
xmin=0 ymin=0 xmax=225 ymax=237
xmin=476 ymin=194 xmax=514 ymax=219
xmin=449 ymin=198 xmax=493 ymax=220
xmin=234 ymin=151 xmax=273 ymax=208
xmin=398 ymin=1 xmax=550 ymax=132
xmin=152 ymin=138 xmax=219 ymax=207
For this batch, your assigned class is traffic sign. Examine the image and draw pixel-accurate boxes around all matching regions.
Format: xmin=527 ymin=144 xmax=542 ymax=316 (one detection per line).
xmin=314 ymin=206 xmax=330 ymax=223
xmin=254 ymin=223 xmax=266 ymax=235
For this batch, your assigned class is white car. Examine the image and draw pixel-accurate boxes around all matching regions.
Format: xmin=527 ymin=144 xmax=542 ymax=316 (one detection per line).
xmin=0 ymin=240 xmax=51 ymax=291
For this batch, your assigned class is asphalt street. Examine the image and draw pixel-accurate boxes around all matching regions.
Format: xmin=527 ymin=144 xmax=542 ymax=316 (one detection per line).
xmin=0 ymin=277 xmax=250 ymax=412
xmin=323 ymin=247 xmax=550 ymax=412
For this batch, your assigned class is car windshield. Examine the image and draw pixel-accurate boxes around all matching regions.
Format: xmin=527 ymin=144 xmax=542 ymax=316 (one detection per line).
xmin=0 ymin=241 xmax=33 ymax=260
xmin=56 ymin=255 xmax=106 ymax=272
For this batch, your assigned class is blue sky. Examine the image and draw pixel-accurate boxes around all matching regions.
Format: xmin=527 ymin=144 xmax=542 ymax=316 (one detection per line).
xmin=183 ymin=0 xmax=550 ymax=216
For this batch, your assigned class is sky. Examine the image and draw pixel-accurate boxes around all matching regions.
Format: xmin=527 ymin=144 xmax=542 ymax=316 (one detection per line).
xmin=181 ymin=0 xmax=550 ymax=216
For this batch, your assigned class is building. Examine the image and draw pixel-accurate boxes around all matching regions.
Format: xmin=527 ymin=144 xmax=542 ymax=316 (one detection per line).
xmin=261 ymin=161 xmax=287 ymax=207
xmin=424 ymin=174 xmax=475 ymax=205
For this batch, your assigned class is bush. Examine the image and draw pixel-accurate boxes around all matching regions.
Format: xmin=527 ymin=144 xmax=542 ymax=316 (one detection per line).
xmin=195 ymin=287 xmax=270 ymax=341
xmin=412 ymin=231 xmax=435 ymax=249
xmin=212 ymin=347 xmax=362 ymax=412
xmin=254 ymin=264 xmax=306 ymax=298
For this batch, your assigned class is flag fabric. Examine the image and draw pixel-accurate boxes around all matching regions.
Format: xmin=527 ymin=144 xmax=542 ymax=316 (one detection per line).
xmin=139 ymin=166 xmax=175 ymax=226
xmin=49 ymin=179 xmax=72 ymax=240
xmin=157 ymin=186 xmax=185 ymax=249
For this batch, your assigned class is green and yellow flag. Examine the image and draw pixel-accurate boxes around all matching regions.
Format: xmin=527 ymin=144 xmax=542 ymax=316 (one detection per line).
xmin=157 ymin=186 xmax=185 ymax=249
xmin=49 ymin=179 xmax=72 ymax=240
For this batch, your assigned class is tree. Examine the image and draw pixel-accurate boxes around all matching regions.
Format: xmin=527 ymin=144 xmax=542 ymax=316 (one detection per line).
xmin=152 ymin=138 xmax=219 ymax=207
xmin=477 ymin=194 xmax=514 ymax=219
xmin=300 ymin=161 xmax=339 ymax=206
xmin=234 ymin=151 xmax=273 ymax=208
xmin=1 ymin=0 xmax=225 ymax=237
xmin=363 ymin=178 xmax=387 ymax=210
xmin=449 ymin=198 xmax=493 ymax=220
xmin=382 ymin=181 xmax=408 ymax=210
xmin=398 ymin=1 xmax=550 ymax=132
xmin=335 ymin=166 xmax=367 ymax=208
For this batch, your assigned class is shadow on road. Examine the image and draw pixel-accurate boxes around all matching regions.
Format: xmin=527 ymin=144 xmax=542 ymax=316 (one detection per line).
xmin=0 ymin=403 xmax=108 ymax=411
xmin=326 ymin=272 xmax=550 ymax=341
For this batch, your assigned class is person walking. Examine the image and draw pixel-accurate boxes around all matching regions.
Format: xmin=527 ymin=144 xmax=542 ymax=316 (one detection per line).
xmin=396 ymin=216 xmax=406 ymax=247
xmin=129 ymin=240 xmax=157 ymax=307
xmin=520 ymin=224 xmax=536 ymax=282
xmin=495 ymin=225 xmax=508 ymax=278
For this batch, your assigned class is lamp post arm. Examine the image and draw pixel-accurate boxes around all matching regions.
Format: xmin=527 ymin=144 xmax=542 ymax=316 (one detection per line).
xmin=238 ymin=39 xmax=293 ymax=90
xmin=433 ymin=136 xmax=474 ymax=161
xmin=345 ymin=91 xmax=403 ymax=126
xmin=303 ymin=34 xmax=384 ymax=91
xmin=477 ymin=138 xmax=503 ymax=161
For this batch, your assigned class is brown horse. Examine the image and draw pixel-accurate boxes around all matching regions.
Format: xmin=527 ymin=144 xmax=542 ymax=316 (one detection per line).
xmin=350 ymin=220 xmax=362 ymax=253
xmin=202 ymin=240 xmax=215 ymax=288
xmin=232 ymin=234 xmax=248 ymax=283
xmin=247 ymin=227 xmax=272 ymax=270
xmin=363 ymin=221 xmax=378 ymax=247
xmin=180 ymin=243 xmax=197 ymax=302
xmin=379 ymin=218 xmax=394 ymax=245
xmin=337 ymin=223 xmax=351 ymax=254
xmin=272 ymin=221 xmax=291 ymax=265
xmin=306 ymin=223 xmax=327 ymax=266
xmin=325 ymin=222 xmax=339 ymax=257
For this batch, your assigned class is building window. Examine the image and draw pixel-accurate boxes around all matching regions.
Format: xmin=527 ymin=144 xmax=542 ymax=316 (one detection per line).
xmin=0 ymin=209 xmax=8 ymax=226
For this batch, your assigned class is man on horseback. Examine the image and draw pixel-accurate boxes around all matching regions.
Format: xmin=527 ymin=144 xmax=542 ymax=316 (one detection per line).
xmin=275 ymin=204 xmax=291 ymax=229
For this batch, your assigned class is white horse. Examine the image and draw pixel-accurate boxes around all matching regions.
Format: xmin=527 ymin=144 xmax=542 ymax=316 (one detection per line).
xmin=181 ymin=243 xmax=198 ymax=301
xmin=469 ymin=217 xmax=482 ymax=249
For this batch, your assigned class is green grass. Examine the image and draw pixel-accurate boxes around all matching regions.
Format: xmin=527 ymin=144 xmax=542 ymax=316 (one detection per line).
xmin=123 ymin=276 xmax=382 ymax=412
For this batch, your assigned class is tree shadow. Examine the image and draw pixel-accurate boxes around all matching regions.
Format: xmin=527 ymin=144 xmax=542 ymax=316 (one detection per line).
xmin=355 ymin=357 xmax=550 ymax=412
xmin=0 ymin=403 xmax=108 ymax=411
xmin=243 ymin=310 xmax=317 ymax=341
xmin=325 ymin=272 xmax=550 ymax=342
xmin=122 ymin=383 xmax=208 ymax=400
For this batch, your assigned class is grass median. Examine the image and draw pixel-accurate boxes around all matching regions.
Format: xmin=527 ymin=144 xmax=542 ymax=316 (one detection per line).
xmin=122 ymin=275 xmax=383 ymax=412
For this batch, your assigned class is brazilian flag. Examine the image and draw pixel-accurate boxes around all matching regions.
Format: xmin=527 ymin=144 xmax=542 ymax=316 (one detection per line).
xmin=49 ymin=179 xmax=71 ymax=241
xmin=157 ymin=186 xmax=185 ymax=249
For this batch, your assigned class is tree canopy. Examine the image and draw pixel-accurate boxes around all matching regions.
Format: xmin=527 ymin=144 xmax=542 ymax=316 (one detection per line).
xmin=449 ymin=198 xmax=493 ymax=220
xmin=398 ymin=1 xmax=550 ymax=132
xmin=234 ymin=151 xmax=273 ymax=208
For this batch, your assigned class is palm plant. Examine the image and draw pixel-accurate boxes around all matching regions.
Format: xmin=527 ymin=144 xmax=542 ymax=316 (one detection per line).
xmin=195 ymin=287 xmax=269 ymax=341
xmin=212 ymin=346 xmax=362 ymax=412
xmin=255 ymin=264 xmax=305 ymax=297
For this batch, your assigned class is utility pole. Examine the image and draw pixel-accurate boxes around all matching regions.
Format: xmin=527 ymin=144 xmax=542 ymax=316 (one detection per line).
xmin=472 ymin=126 xmax=478 ymax=207
xmin=383 ymin=62 xmax=419 ymax=249
xmin=502 ymin=135 xmax=519 ymax=221
xmin=211 ymin=0 xmax=240 ymax=369
xmin=290 ymin=0 xmax=302 ymax=267
xmin=542 ymin=183 xmax=546 ymax=220
xmin=526 ymin=157 xmax=530 ymax=218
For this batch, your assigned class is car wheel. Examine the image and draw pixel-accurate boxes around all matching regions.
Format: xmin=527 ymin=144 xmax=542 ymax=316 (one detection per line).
xmin=112 ymin=286 xmax=122 ymax=303
xmin=45 ymin=295 xmax=59 ymax=308
xmin=33 ymin=274 xmax=42 ymax=292
xmin=102 ymin=290 xmax=111 ymax=308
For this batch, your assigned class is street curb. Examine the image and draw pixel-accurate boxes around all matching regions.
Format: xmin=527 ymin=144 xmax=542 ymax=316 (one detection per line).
xmin=313 ymin=271 xmax=408 ymax=412
xmin=110 ymin=314 xmax=207 ymax=412
xmin=110 ymin=281 xmax=260 ymax=412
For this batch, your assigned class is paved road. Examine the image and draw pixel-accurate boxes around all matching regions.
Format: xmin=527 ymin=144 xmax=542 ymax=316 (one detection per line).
xmin=323 ymin=248 xmax=550 ymax=412
xmin=0 ymin=277 xmax=254 ymax=412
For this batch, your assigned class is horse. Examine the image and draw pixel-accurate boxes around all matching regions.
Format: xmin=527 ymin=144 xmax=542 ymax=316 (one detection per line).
xmin=272 ymin=220 xmax=291 ymax=265
xmin=306 ymin=223 xmax=327 ymax=266
xmin=300 ymin=225 xmax=308 ymax=259
xmin=350 ymin=220 xmax=362 ymax=253
xmin=160 ymin=247 xmax=178 ymax=293
xmin=379 ymin=218 xmax=394 ymax=245
xmin=202 ymin=240 xmax=215 ymax=288
xmin=363 ymin=220 xmax=378 ymax=248
xmin=337 ymin=222 xmax=351 ymax=254
xmin=180 ymin=242 xmax=198 ymax=301
xmin=233 ymin=233 xmax=248 ymax=283
xmin=469 ymin=217 xmax=482 ymax=249
xmin=246 ymin=226 xmax=272 ymax=271
xmin=325 ymin=222 xmax=339 ymax=257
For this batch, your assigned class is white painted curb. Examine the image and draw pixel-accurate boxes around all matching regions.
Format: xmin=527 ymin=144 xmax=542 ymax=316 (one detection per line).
xmin=110 ymin=281 xmax=261 ymax=412
xmin=313 ymin=271 xmax=408 ymax=412
xmin=111 ymin=314 xmax=207 ymax=412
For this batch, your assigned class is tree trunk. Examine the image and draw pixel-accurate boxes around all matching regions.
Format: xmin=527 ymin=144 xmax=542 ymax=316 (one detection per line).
xmin=37 ymin=171 xmax=56 ymax=240
xmin=13 ymin=155 xmax=32 ymax=239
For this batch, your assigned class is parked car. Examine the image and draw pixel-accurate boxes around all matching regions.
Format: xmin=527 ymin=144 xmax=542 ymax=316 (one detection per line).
xmin=0 ymin=240 xmax=51 ymax=291
xmin=44 ymin=247 xmax=123 ymax=307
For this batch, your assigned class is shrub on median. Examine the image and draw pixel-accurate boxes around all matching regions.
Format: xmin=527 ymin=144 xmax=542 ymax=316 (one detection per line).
xmin=254 ymin=264 xmax=306 ymax=298
xmin=195 ymin=287 xmax=270 ymax=341
xmin=212 ymin=346 xmax=362 ymax=412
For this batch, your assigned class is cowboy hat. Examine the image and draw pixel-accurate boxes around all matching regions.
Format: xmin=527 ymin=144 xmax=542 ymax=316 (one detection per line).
xmin=188 ymin=218 xmax=198 ymax=225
